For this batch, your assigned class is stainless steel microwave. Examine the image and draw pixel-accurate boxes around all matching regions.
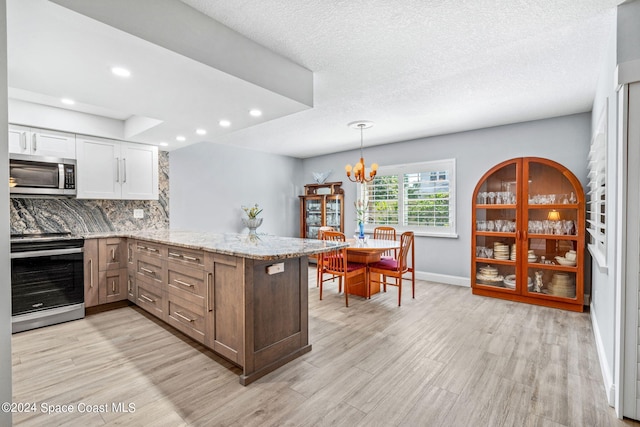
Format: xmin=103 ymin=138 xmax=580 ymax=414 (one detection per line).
xmin=9 ymin=154 xmax=76 ymax=196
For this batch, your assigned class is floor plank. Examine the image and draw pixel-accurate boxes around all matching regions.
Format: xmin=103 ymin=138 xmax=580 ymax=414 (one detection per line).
xmin=10 ymin=268 xmax=640 ymax=426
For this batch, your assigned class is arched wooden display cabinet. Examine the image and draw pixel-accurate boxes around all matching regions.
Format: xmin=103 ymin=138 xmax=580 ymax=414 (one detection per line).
xmin=471 ymin=157 xmax=585 ymax=312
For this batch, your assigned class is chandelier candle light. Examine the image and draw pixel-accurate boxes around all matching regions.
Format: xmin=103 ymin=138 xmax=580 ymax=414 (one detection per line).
xmin=345 ymin=121 xmax=378 ymax=183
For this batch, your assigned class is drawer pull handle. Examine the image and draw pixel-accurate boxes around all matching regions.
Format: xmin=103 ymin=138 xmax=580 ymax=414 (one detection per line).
xmin=139 ymin=294 xmax=155 ymax=303
xmin=128 ymin=278 xmax=131 ymax=293
xmin=89 ymin=259 xmax=94 ymax=288
xmin=111 ymin=248 xmax=116 ymax=261
xmin=174 ymin=279 xmax=194 ymax=288
xmin=140 ymin=267 xmax=155 ymax=275
xmin=138 ymin=245 xmax=159 ymax=253
xmin=174 ymin=311 xmax=195 ymax=323
xmin=111 ymin=280 xmax=116 ymax=293
xmin=206 ymin=272 xmax=212 ymax=312
xmin=168 ymin=252 xmax=181 ymax=258
xmin=183 ymin=255 xmax=199 ymax=262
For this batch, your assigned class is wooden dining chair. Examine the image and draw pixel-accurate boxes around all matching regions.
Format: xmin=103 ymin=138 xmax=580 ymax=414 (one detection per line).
xmin=368 ymin=231 xmax=415 ymax=306
xmin=315 ymin=226 xmax=335 ymax=287
xmin=373 ymin=226 xmax=397 ymax=259
xmin=320 ymin=231 xmax=367 ymax=307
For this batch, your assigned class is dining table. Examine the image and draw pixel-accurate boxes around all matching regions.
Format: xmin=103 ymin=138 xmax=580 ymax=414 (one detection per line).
xmin=345 ymin=238 xmax=401 ymax=298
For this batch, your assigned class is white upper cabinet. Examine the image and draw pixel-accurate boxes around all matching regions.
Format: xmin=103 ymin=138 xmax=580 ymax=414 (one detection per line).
xmin=76 ymin=136 xmax=158 ymax=200
xmin=8 ymin=124 xmax=76 ymax=159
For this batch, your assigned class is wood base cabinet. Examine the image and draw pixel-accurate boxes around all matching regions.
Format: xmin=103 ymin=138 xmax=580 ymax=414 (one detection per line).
xmin=471 ymin=157 xmax=585 ymax=312
xmin=84 ymin=238 xmax=128 ymax=307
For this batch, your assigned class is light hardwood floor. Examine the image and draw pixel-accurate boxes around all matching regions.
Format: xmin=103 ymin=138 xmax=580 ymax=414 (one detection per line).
xmin=11 ymin=268 xmax=640 ymax=426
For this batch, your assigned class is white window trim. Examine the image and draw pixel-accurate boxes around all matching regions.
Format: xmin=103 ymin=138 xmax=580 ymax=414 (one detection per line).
xmin=587 ymin=101 xmax=607 ymax=270
xmin=359 ymin=159 xmax=457 ymax=238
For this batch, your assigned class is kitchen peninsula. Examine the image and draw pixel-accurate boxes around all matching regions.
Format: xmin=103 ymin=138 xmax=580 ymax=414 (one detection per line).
xmin=90 ymin=230 xmax=347 ymax=385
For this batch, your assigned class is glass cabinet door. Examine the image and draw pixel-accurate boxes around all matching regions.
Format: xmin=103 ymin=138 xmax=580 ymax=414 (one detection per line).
xmin=305 ymin=198 xmax=322 ymax=238
xmin=325 ymin=196 xmax=342 ymax=231
xmin=523 ymin=159 xmax=581 ymax=301
xmin=473 ymin=160 xmax=519 ymax=291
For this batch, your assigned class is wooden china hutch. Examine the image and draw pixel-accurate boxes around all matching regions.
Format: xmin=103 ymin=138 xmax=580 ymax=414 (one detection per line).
xmin=299 ymin=182 xmax=344 ymax=238
xmin=471 ymin=157 xmax=585 ymax=312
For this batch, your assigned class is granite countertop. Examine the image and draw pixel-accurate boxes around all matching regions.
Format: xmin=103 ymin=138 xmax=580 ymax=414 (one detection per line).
xmin=94 ymin=229 xmax=349 ymax=261
xmin=11 ymin=229 xmax=348 ymax=260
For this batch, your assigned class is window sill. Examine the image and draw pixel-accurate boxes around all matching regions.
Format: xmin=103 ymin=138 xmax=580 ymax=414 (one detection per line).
xmin=587 ymin=243 xmax=608 ymax=274
xmin=363 ymin=227 xmax=458 ymax=239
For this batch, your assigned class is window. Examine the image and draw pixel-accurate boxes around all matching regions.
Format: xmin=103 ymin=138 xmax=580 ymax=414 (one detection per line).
xmin=361 ymin=159 xmax=456 ymax=237
xmin=587 ymin=102 xmax=607 ymax=269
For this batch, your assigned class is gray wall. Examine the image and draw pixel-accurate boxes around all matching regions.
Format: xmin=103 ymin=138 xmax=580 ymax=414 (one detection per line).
xmin=170 ymin=141 xmax=303 ymax=237
xmin=301 ymin=113 xmax=591 ymax=281
xmin=0 ymin=0 xmax=12 ymax=424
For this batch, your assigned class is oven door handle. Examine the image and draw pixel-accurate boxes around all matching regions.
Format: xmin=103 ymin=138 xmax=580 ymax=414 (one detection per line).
xmin=11 ymin=247 xmax=84 ymax=259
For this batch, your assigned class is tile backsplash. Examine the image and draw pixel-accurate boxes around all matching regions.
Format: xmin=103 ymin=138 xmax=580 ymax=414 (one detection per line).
xmin=10 ymin=151 xmax=169 ymax=234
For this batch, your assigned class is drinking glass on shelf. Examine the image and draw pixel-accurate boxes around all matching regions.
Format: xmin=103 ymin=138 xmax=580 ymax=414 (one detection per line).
xmin=488 ymin=192 xmax=496 ymax=204
xmin=486 ymin=220 xmax=495 ymax=231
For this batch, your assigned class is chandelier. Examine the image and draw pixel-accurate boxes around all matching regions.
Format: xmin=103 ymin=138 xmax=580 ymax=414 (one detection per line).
xmin=345 ymin=121 xmax=378 ymax=183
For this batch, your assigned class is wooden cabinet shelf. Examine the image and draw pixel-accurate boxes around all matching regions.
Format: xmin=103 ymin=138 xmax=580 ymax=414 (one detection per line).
xmin=471 ymin=157 xmax=585 ymax=312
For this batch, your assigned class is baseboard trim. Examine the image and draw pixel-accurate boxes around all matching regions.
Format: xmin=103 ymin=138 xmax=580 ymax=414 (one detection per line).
xmin=415 ymin=271 xmax=470 ymax=287
xmin=591 ymin=302 xmax=616 ymax=407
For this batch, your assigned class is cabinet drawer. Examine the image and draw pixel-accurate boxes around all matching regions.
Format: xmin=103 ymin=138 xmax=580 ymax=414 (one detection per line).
xmin=137 ymin=282 xmax=163 ymax=319
xmin=166 ymin=294 xmax=205 ymax=344
xmin=135 ymin=240 xmax=165 ymax=258
xmin=167 ymin=246 xmax=204 ymax=267
xmin=99 ymin=238 xmax=126 ymax=271
xmin=167 ymin=262 xmax=206 ymax=298
xmin=135 ymin=253 xmax=164 ymax=285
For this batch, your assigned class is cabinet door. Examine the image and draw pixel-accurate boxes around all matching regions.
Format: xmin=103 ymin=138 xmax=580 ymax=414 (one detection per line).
xmin=205 ymin=253 xmax=243 ymax=364
xmin=76 ymin=136 xmax=121 ymax=199
xmin=84 ymin=239 xmax=100 ymax=308
xmin=8 ymin=125 xmax=30 ymax=155
xmin=301 ymin=196 xmax=323 ymax=238
xmin=99 ymin=238 xmax=126 ymax=271
xmin=32 ymin=129 xmax=76 ymax=158
xmin=99 ymin=268 xmax=128 ymax=304
xmin=120 ymin=142 xmax=158 ymax=200
xmin=325 ymin=195 xmax=343 ymax=232
xmin=472 ymin=159 xmax=520 ymax=293
xmin=522 ymin=158 xmax=584 ymax=306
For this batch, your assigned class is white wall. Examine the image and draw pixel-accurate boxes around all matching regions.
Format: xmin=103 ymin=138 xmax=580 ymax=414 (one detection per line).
xmin=302 ymin=113 xmax=591 ymax=283
xmin=0 ymin=1 xmax=12 ymax=424
xmin=169 ymin=141 xmax=303 ymax=237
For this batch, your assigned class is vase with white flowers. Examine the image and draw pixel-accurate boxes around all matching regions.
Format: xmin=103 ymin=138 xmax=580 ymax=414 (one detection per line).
xmin=355 ymin=199 xmax=367 ymax=239
xmin=242 ymin=203 xmax=263 ymax=234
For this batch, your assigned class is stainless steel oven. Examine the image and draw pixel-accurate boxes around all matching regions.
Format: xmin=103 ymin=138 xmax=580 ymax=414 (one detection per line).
xmin=11 ymin=233 xmax=85 ymax=333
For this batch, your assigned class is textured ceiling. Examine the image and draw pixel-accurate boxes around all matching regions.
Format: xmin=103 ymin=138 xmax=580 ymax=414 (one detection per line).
xmin=179 ymin=0 xmax=621 ymax=158
xmin=8 ymin=0 xmax=622 ymax=158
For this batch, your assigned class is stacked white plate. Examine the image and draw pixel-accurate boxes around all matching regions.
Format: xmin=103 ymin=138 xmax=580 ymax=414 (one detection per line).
xmin=476 ymin=265 xmax=504 ymax=285
xmin=494 ymin=242 xmax=510 ymax=260
xmin=547 ymin=273 xmax=575 ymax=298
xmin=510 ymin=244 xmax=517 ymax=261
xmin=503 ymin=274 xmax=533 ymax=291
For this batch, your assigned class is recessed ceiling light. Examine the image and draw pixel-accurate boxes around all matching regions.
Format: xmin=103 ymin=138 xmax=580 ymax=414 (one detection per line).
xmin=176 ymin=136 xmax=186 ymax=142
xmin=249 ymin=109 xmax=262 ymax=117
xmin=111 ymin=67 xmax=131 ymax=78
xmin=219 ymin=120 xmax=231 ymax=128
xmin=196 ymin=128 xmax=207 ymax=135
xmin=61 ymin=98 xmax=75 ymax=105
xmin=159 ymin=142 xmax=169 ymax=147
